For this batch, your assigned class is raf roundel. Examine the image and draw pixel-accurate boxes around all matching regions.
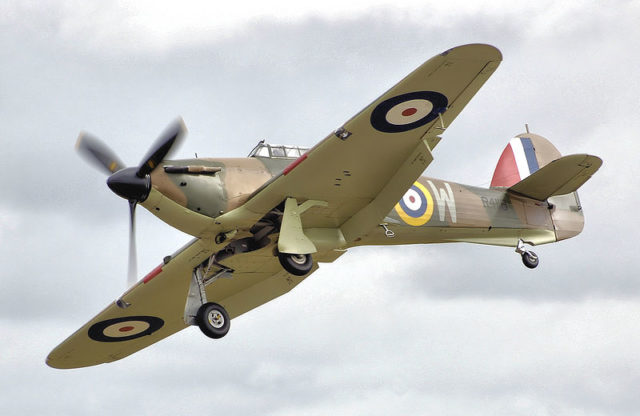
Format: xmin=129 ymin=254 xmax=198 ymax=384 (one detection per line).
xmin=394 ymin=181 xmax=434 ymax=226
xmin=88 ymin=316 xmax=164 ymax=342
xmin=370 ymin=91 xmax=448 ymax=133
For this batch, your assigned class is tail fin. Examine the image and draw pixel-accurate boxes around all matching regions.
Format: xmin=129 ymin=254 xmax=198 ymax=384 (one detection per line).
xmin=490 ymin=133 xmax=561 ymax=187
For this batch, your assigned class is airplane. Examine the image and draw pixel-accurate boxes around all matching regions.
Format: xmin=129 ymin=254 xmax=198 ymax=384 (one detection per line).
xmin=47 ymin=44 xmax=602 ymax=369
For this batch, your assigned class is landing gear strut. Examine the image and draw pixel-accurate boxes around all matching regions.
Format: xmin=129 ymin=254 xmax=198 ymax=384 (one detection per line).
xmin=184 ymin=264 xmax=232 ymax=338
xmin=516 ymin=239 xmax=539 ymax=269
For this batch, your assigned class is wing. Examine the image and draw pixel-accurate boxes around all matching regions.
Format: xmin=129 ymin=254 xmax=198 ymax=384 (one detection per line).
xmin=238 ymin=44 xmax=502 ymax=242
xmin=47 ymin=237 xmax=337 ymax=369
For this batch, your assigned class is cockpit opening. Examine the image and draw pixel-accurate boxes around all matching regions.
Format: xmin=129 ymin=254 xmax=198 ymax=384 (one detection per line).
xmin=248 ymin=141 xmax=309 ymax=159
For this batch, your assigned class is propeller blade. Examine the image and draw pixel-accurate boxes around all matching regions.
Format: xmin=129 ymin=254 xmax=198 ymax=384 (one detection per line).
xmin=137 ymin=118 xmax=186 ymax=177
xmin=76 ymin=132 xmax=126 ymax=174
xmin=75 ymin=119 xmax=187 ymax=288
xmin=127 ymin=200 xmax=138 ymax=286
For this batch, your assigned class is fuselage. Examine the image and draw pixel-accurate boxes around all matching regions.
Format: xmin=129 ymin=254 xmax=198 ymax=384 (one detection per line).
xmin=142 ymin=152 xmax=584 ymax=251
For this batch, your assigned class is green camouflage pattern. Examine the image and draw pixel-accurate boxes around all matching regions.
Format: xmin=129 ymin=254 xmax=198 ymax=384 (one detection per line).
xmin=146 ymin=139 xmax=584 ymax=253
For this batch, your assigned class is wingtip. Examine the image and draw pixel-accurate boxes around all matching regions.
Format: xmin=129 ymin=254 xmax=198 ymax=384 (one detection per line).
xmin=45 ymin=356 xmax=63 ymax=369
xmin=441 ymin=43 xmax=503 ymax=62
xmin=45 ymin=350 xmax=67 ymax=369
xmin=46 ymin=350 xmax=105 ymax=370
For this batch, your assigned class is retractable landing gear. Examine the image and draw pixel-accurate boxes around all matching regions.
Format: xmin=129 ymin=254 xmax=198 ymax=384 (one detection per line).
xmin=277 ymin=252 xmax=313 ymax=276
xmin=184 ymin=265 xmax=231 ymax=338
xmin=516 ymin=239 xmax=539 ymax=269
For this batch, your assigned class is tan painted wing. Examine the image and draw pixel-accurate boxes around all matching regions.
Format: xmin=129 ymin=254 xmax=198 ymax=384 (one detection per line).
xmin=46 ymin=238 xmax=325 ymax=369
xmin=242 ymin=44 xmax=502 ymax=240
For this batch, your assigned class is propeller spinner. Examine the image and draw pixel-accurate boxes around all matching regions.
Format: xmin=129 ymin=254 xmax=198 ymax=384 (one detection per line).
xmin=76 ymin=119 xmax=186 ymax=286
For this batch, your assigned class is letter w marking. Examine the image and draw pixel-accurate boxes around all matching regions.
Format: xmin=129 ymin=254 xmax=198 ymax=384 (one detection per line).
xmin=426 ymin=180 xmax=457 ymax=223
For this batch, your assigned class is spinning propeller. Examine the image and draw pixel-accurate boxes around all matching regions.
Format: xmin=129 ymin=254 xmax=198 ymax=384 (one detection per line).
xmin=76 ymin=119 xmax=186 ymax=286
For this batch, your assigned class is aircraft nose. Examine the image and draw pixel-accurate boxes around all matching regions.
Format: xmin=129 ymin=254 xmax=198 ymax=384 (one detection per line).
xmin=107 ymin=167 xmax=151 ymax=202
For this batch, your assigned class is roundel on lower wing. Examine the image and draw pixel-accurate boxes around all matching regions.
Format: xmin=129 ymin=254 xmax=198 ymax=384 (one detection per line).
xmin=88 ymin=316 xmax=164 ymax=342
xmin=394 ymin=181 xmax=434 ymax=226
xmin=370 ymin=91 xmax=448 ymax=133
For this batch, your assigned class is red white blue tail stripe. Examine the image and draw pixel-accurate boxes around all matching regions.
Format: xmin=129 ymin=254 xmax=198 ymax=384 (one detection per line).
xmin=491 ymin=137 xmax=540 ymax=187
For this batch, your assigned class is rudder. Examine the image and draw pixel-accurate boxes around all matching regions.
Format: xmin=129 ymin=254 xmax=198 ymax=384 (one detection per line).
xmin=490 ymin=133 xmax=561 ymax=188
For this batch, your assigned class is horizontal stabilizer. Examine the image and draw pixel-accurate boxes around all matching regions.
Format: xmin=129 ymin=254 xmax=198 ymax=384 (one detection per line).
xmin=507 ymin=154 xmax=602 ymax=200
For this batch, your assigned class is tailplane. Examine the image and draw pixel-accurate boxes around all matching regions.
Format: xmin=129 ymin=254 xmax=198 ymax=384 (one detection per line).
xmin=508 ymin=154 xmax=602 ymax=201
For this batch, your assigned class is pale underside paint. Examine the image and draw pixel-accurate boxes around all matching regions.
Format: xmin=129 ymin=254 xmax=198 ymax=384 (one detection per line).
xmin=47 ymin=43 xmax=595 ymax=369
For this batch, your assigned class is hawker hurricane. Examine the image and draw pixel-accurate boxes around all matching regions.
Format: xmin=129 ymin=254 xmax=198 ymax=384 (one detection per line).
xmin=47 ymin=44 xmax=601 ymax=369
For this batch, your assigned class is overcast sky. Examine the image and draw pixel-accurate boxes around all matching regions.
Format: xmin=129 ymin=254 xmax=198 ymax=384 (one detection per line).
xmin=1 ymin=1 xmax=639 ymax=415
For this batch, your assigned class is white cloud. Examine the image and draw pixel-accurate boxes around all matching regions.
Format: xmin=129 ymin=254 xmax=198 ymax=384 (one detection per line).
xmin=4 ymin=0 xmax=633 ymax=55
xmin=0 ymin=207 xmax=22 ymax=239
xmin=3 ymin=296 xmax=640 ymax=415
xmin=2 ymin=1 xmax=640 ymax=414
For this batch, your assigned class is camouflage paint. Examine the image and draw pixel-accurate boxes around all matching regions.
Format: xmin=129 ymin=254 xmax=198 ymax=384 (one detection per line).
xmin=149 ymin=157 xmax=280 ymax=220
xmin=144 ymin=150 xmax=581 ymax=250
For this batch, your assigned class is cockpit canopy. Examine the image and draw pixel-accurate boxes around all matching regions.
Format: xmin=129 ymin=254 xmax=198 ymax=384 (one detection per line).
xmin=248 ymin=141 xmax=309 ymax=159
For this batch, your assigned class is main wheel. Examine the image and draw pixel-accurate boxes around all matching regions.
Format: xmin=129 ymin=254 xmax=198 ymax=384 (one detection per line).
xmin=278 ymin=252 xmax=313 ymax=276
xmin=196 ymin=302 xmax=230 ymax=339
xmin=522 ymin=251 xmax=539 ymax=269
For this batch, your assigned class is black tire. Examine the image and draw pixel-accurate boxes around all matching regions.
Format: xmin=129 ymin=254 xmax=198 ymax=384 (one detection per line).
xmin=215 ymin=233 xmax=227 ymax=245
xmin=196 ymin=302 xmax=230 ymax=339
xmin=522 ymin=251 xmax=539 ymax=269
xmin=278 ymin=252 xmax=313 ymax=276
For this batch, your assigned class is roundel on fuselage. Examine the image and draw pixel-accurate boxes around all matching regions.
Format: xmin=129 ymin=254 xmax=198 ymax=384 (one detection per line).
xmin=394 ymin=181 xmax=434 ymax=226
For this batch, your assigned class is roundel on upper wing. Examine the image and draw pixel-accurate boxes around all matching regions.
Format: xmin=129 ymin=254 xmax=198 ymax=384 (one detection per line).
xmin=88 ymin=316 xmax=164 ymax=342
xmin=394 ymin=181 xmax=434 ymax=226
xmin=370 ymin=91 xmax=448 ymax=133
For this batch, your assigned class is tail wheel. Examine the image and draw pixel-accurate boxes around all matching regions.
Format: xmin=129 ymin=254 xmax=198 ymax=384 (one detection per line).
xmin=522 ymin=251 xmax=539 ymax=269
xmin=278 ymin=252 xmax=313 ymax=276
xmin=196 ymin=302 xmax=230 ymax=339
